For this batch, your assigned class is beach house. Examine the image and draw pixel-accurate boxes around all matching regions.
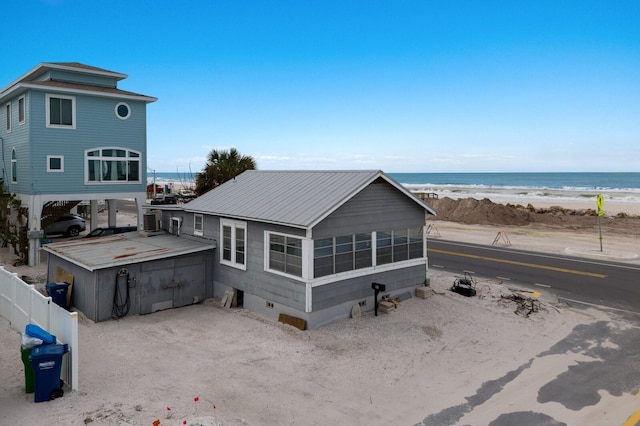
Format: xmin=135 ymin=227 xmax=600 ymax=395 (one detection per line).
xmin=0 ymin=62 xmax=156 ymax=265
xmin=161 ymin=169 xmax=436 ymax=328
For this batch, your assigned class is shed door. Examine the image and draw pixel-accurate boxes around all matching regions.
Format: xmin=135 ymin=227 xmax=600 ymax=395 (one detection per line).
xmin=138 ymin=256 xmax=207 ymax=315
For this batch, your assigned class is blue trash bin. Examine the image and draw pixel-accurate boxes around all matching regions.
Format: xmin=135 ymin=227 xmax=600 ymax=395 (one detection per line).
xmin=22 ymin=324 xmax=57 ymax=394
xmin=29 ymin=343 xmax=68 ymax=402
xmin=45 ymin=282 xmax=69 ymax=309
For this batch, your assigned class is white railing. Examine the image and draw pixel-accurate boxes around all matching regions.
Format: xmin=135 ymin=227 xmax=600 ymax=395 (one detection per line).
xmin=0 ymin=266 xmax=78 ymax=390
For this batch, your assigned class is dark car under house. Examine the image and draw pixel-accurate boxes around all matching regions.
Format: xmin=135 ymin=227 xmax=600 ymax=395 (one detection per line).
xmin=84 ymin=226 xmax=138 ymax=238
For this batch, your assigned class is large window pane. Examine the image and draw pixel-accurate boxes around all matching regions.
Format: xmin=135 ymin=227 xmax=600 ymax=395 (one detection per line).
xmin=393 ymin=229 xmax=408 ymax=262
xmin=286 ymin=238 xmax=302 ymax=275
xmin=335 ymin=235 xmax=353 ymax=273
xmin=314 ymin=238 xmax=334 ymax=278
xmin=222 ymin=225 xmax=232 ymax=261
xmin=408 ymin=227 xmax=423 ymax=259
xmin=128 ymin=160 xmax=139 ymax=182
xmin=376 ymin=231 xmax=392 ymax=265
xmin=60 ymin=99 xmax=73 ymax=125
xmin=50 ymin=98 xmax=61 ymax=124
xmin=269 ymin=234 xmax=302 ymax=277
xmin=355 ymin=233 xmax=372 ymax=269
xmin=236 ymin=227 xmax=245 ymax=265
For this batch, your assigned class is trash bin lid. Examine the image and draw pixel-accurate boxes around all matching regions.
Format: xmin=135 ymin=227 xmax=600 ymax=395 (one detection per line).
xmin=30 ymin=343 xmax=69 ymax=359
xmin=25 ymin=324 xmax=56 ymax=344
xmin=45 ymin=282 xmax=69 ymax=291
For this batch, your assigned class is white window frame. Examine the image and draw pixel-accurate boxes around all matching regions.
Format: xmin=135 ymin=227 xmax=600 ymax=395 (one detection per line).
xmin=265 ymin=231 xmax=304 ymax=279
xmin=47 ymin=155 xmax=64 ymax=172
xmin=170 ymin=217 xmax=182 ymax=236
xmin=18 ymin=96 xmax=25 ymax=124
xmin=85 ymin=147 xmax=141 ymax=183
xmin=46 ymin=94 xmax=76 ymax=129
xmin=5 ymin=103 xmax=10 ymax=132
xmin=194 ymin=214 xmax=204 ymax=236
xmin=11 ymin=148 xmax=16 ymax=183
xmin=220 ymin=219 xmax=247 ymax=270
xmin=114 ymin=102 xmax=131 ymax=120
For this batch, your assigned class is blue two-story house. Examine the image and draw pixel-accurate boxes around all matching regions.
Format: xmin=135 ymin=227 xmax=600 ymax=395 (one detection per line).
xmin=0 ymin=62 xmax=156 ymax=265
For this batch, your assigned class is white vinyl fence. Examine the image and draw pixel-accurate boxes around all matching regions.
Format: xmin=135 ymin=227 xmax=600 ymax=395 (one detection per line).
xmin=0 ymin=266 xmax=78 ymax=390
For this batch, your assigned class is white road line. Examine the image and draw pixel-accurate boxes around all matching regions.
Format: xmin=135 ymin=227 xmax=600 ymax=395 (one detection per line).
xmin=535 ymin=283 xmax=551 ymax=288
xmin=559 ymin=297 xmax=640 ymax=316
xmin=496 ymin=276 xmax=511 ymax=281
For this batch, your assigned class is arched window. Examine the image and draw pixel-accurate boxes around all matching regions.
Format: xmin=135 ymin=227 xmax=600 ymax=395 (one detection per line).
xmin=11 ymin=148 xmax=17 ymax=183
xmin=85 ymin=147 xmax=141 ymax=183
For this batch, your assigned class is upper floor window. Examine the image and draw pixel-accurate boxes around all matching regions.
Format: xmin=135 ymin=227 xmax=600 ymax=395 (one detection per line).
xmin=46 ymin=94 xmax=75 ymax=128
xmin=18 ymin=96 xmax=25 ymax=124
xmin=194 ymin=214 xmax=203 ymax=236
xmin=221 ymin=220 xmax=246 ymax=270
xmin=11 ymin=148 xmax=17 ymax=182
xmin=85 ymin=147 xmax=141 ymax=183
xmin=47 ymin=155 xmax=64 ymax=172
xmin=5 ymin=103 xmax=10 ymax=132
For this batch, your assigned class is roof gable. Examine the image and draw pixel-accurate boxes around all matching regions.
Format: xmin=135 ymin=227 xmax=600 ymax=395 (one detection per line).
xmin=184 ymin=170 xmax=435 ymax=229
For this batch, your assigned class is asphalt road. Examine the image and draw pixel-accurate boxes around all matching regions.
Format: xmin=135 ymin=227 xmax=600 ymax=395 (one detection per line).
xmin=427 ymin=239 xmax=640 ymax=314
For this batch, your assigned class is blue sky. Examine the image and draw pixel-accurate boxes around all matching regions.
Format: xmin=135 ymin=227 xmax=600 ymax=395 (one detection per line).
xmin=3 ymin=1 xmax=639 ymax=173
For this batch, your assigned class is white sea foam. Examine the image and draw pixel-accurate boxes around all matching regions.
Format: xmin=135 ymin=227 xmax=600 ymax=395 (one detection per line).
xmin=405 ymin=183 xmax=640 ymax=205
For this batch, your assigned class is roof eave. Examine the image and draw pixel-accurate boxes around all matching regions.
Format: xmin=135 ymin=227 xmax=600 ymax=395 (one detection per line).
xmin=7 ymin=83 xmax=157 ymax=103
xmin=1 ymin=62 xmax=128 ymax=95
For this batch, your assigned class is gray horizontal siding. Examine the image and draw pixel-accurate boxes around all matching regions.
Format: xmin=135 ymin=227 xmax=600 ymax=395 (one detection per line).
xmin=212 ymin=219 xmax=307 ymax=311
xmin=313 ymin=180 xmax=425 ymax=238
xmin=312 ymin=264 xmax=426 ymax=311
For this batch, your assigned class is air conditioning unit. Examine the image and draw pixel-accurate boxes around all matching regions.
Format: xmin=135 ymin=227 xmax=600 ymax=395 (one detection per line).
xmin=143 ymin=211 xmax=161 ymax=231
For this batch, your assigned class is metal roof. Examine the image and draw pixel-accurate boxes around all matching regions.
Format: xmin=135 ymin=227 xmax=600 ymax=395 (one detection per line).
xmin=42 ymin=233 xmax=215 ymax=272
xmin=184 ymin=170 xmax=436 ymax=229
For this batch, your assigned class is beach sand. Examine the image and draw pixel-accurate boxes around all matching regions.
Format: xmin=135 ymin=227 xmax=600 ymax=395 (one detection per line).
xmin=1 ymin=198 xmax=639 ymax=425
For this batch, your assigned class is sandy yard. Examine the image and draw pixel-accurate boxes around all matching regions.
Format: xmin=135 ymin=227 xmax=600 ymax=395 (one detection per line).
xmin=1 ymin=199 xmax=639 ymax=425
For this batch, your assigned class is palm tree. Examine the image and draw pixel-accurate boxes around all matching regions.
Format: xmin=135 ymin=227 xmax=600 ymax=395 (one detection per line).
xmin=195 ymin=148 xmax=257 ymax=195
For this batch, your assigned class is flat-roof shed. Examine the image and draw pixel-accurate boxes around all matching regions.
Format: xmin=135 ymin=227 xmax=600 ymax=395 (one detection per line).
xmin=42 ymin=233 xmax=215 ymax=322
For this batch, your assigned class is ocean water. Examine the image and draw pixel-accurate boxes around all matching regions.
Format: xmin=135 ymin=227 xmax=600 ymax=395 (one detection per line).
xmin=148 ymin=171 xmax=640 ymax=205
xmin=388 ymin=172 xmax=640 ymax=205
